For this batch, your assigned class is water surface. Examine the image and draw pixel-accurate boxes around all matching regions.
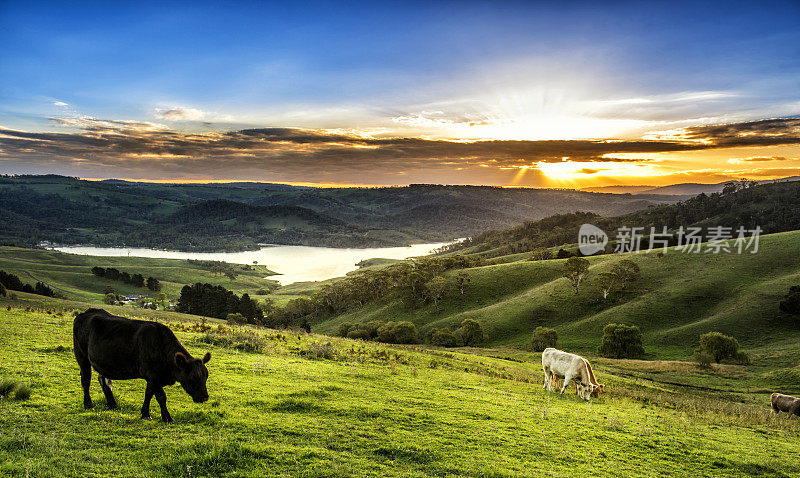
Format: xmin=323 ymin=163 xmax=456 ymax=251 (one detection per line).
xmin=52 ymin=242 xmax=450 ymax=285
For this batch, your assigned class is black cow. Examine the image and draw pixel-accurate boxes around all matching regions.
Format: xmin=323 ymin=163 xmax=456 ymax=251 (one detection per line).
xmin=73 ymin=308 xmax=211 ymax=423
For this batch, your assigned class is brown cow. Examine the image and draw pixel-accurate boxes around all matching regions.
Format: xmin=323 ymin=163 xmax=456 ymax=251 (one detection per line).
xmin=771 ymin=393 xmax=800 ymax=418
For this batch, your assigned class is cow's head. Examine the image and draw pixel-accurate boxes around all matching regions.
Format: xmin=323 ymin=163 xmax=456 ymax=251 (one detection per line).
xmin=577 ymin=382 xmax=596 ymax=401
xmin=590 ymin=383 xmax=605 ymax=398
xmin=175 ymin=352 xmax=211 ymax=403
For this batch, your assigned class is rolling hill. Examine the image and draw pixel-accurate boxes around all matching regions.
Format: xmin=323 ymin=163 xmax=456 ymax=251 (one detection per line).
xmin=310 ymin=229 xmax=800 ymax=368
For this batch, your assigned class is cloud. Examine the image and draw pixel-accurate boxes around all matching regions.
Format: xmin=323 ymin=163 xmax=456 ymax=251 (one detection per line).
xmin=154 ymin=107 xmax=234 ymax=123
xmin=1 ymin=116 xmax=799 ymax=183
xmin=53 ymin=101 xmax=69 ymax=107
xmin=727 ymin=156 xmax=795 ymax=164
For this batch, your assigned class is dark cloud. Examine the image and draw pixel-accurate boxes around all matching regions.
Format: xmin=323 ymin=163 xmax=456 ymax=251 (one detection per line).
xmin=1 ymin=116 xmax=799 ymax=182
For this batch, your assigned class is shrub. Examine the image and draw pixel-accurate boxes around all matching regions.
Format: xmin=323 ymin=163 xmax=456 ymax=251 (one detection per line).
xmin=430 ymin=328 xmax=460 ymax=347
xmin=597 ymin=323 xmax=645 ymax=359
xmin=529 ymin=326 xmax=558 ymax=352
xmin=693 ymin=350 xmax=714 ymax=368
xmin=337 ymin=322 xmax=353 ymax=337
xmin=392 ymin=321 xmax=419 ymax=344
xmin=697 ymin=332 xmax=739 ymax=363
xmin=364 ymin=320 xmax=385 ymax=339
xmin=14 ymin=383 xmax=31 ymax=401
xmin=732 ymin=351 xmax=751 ymax=365
xmin=528 ymin=247 xmax=553 ymax=261
xmin=347 ymin=328 xmax=370 ymax=340
xmin=375 ymin=321 xmax=418 ymax=344
xmin=779 ymin=285 xmax=800 ymax=314
xmin=459 ymin=319 xmax=487 ymax=346
xmin=376 ymin=322 xmax=398 ymax=343
xmin=103 ymin=293 xmax=116 ymax=305
xmin=0 ymin=379 xmax=18 ymax=398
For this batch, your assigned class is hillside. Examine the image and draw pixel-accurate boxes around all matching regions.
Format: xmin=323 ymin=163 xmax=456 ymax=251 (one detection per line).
xmin=0 ymin=246 xmax=279 ymax=301
xmin=312 ymin=230 xmax=800 ymax=368
xmin=443 ymin=179 xmax=800 ymax=258
xmin=0 ymin=175 xmax=682 ymax=251
xmin=1 ymin=300 xmax=799 ymax=476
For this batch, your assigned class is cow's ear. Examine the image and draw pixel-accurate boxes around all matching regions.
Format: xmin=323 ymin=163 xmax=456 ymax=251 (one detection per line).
xmin=202 ymin=352 xmax=211 ymax=364
xmin=175 ymin=352 xmax=188 ymax=368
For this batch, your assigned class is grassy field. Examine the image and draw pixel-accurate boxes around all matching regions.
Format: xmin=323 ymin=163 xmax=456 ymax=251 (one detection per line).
xmin=315 ymin=230 xmax=800 ymax=367
xmin=2 ymin=298 xmax=800 ymax=477
xmin=0 ymin=246 xmax=279 ymax=302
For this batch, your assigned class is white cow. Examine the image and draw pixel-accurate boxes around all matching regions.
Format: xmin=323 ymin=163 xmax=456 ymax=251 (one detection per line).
xmin=541 ymin=348 xmax=603 ymax=400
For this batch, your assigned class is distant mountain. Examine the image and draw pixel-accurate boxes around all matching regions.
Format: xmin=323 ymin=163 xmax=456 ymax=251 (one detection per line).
xmin=581 ymin=176 xmax=800 ymax=196
xmin=579 ymin=185 xmax=658 ymax=194
xmin=0 ymin=175 xmax=686 ymax=251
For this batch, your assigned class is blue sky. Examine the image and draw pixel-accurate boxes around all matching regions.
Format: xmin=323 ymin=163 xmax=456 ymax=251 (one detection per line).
xmin=1 ymin=1 xmax=799 ymax=186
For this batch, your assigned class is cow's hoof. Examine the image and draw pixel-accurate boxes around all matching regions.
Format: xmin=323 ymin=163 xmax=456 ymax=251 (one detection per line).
xmin=141 ymin=415 xmax=152 ymax=421
xmin=162 ymin=418 xmax=174 ymax=424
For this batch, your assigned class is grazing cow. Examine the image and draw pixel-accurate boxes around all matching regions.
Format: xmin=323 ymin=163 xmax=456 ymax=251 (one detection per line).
xmin=771 ymin=393 xmax=800 ymax=418
xmin=542 ymin=348 xmax=602 ymax=400
xmin=73 ymin=308 xmax=211 ymax=423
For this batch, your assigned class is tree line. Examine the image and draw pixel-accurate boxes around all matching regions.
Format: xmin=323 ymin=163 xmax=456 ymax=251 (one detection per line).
xmin=91 ymin=267 xmax=161 ymax=291
xmin=0 ymin=270 xmax=57 ymax=298
xmin=176 ymin=283 xmax=262 ymax=322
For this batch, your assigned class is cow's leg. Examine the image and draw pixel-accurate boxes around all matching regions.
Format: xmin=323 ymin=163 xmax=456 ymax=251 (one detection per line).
xmin=542 ymin=368 xmax=550 ymax=391
xmin=77 ymin=360 xmax=93 ymax=410
xmin=153 ymin=386 xmax=173 ymax=423
xmin=560 ymin=374 xmax=573 ymax=395
xmin=141 ymin=383 xmax=154 ymax=420
xmin=98 ymin=375 xmax=118 ymax=410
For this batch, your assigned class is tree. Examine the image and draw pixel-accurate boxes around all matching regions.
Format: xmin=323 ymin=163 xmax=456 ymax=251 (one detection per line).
xmin=611 ymin=260 xmax=640 ymax=289
xmin=425 ymin=276 xmax=449 ymax=305
xmin=146 ymin=277 xmax=161 ymax=292
xmin=454 ymin=271 xmax=471 ymax=295
xmin=529 ymin=326 xmax=558 ymax=352
xmin=0 ymin=282 xmax=6 ymax=297
xmin=563 ymin=257 xmax=590 ymax=294
xmin=528 ymin=248 xmax=553 ymax=261
xmin=597 ymin=323 xmax=645 ymax=358
xmin=697 ymin=332 xmax=739 ymax=363
xmin=459 ymin=319 xmax=487 ymax=346
xmin=595 ymin=272 xmax=619 ymax=300
xmin=779 ymin=285 xmax=800 ymax=314
xmin=103 ymin=293 xmax=116 ymax=305
xmin=225 ymin=271 xmax=238 ymax=281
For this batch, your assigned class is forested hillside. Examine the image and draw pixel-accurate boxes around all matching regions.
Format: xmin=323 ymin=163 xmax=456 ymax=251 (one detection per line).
xmin=0 ymin=175 xmax=682 ymax=251
xmin=440 ymin=180 xmax=800 ymax=258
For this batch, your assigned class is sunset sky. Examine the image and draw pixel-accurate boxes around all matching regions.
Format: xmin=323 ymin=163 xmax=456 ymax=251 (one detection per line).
xmin=1 ymin=1 xmax=799 ymax=188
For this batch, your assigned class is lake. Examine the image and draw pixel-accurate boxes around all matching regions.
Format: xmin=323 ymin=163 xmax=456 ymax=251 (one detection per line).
xmin=51 ymin=242 xmax=452 ymax=285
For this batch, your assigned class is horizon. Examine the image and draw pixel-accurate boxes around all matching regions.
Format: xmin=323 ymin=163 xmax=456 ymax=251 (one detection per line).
xmin=1 ymin=1 xmax=799 ymax=187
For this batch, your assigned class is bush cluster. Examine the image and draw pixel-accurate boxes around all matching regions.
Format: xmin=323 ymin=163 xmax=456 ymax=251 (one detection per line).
xmin=597 ymin=323 xmax=645 ymax=359
xmin=529 ymin=326 xmax=558 ymax=352
xmin=338 ymin=320 xmax=419 ymax=344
